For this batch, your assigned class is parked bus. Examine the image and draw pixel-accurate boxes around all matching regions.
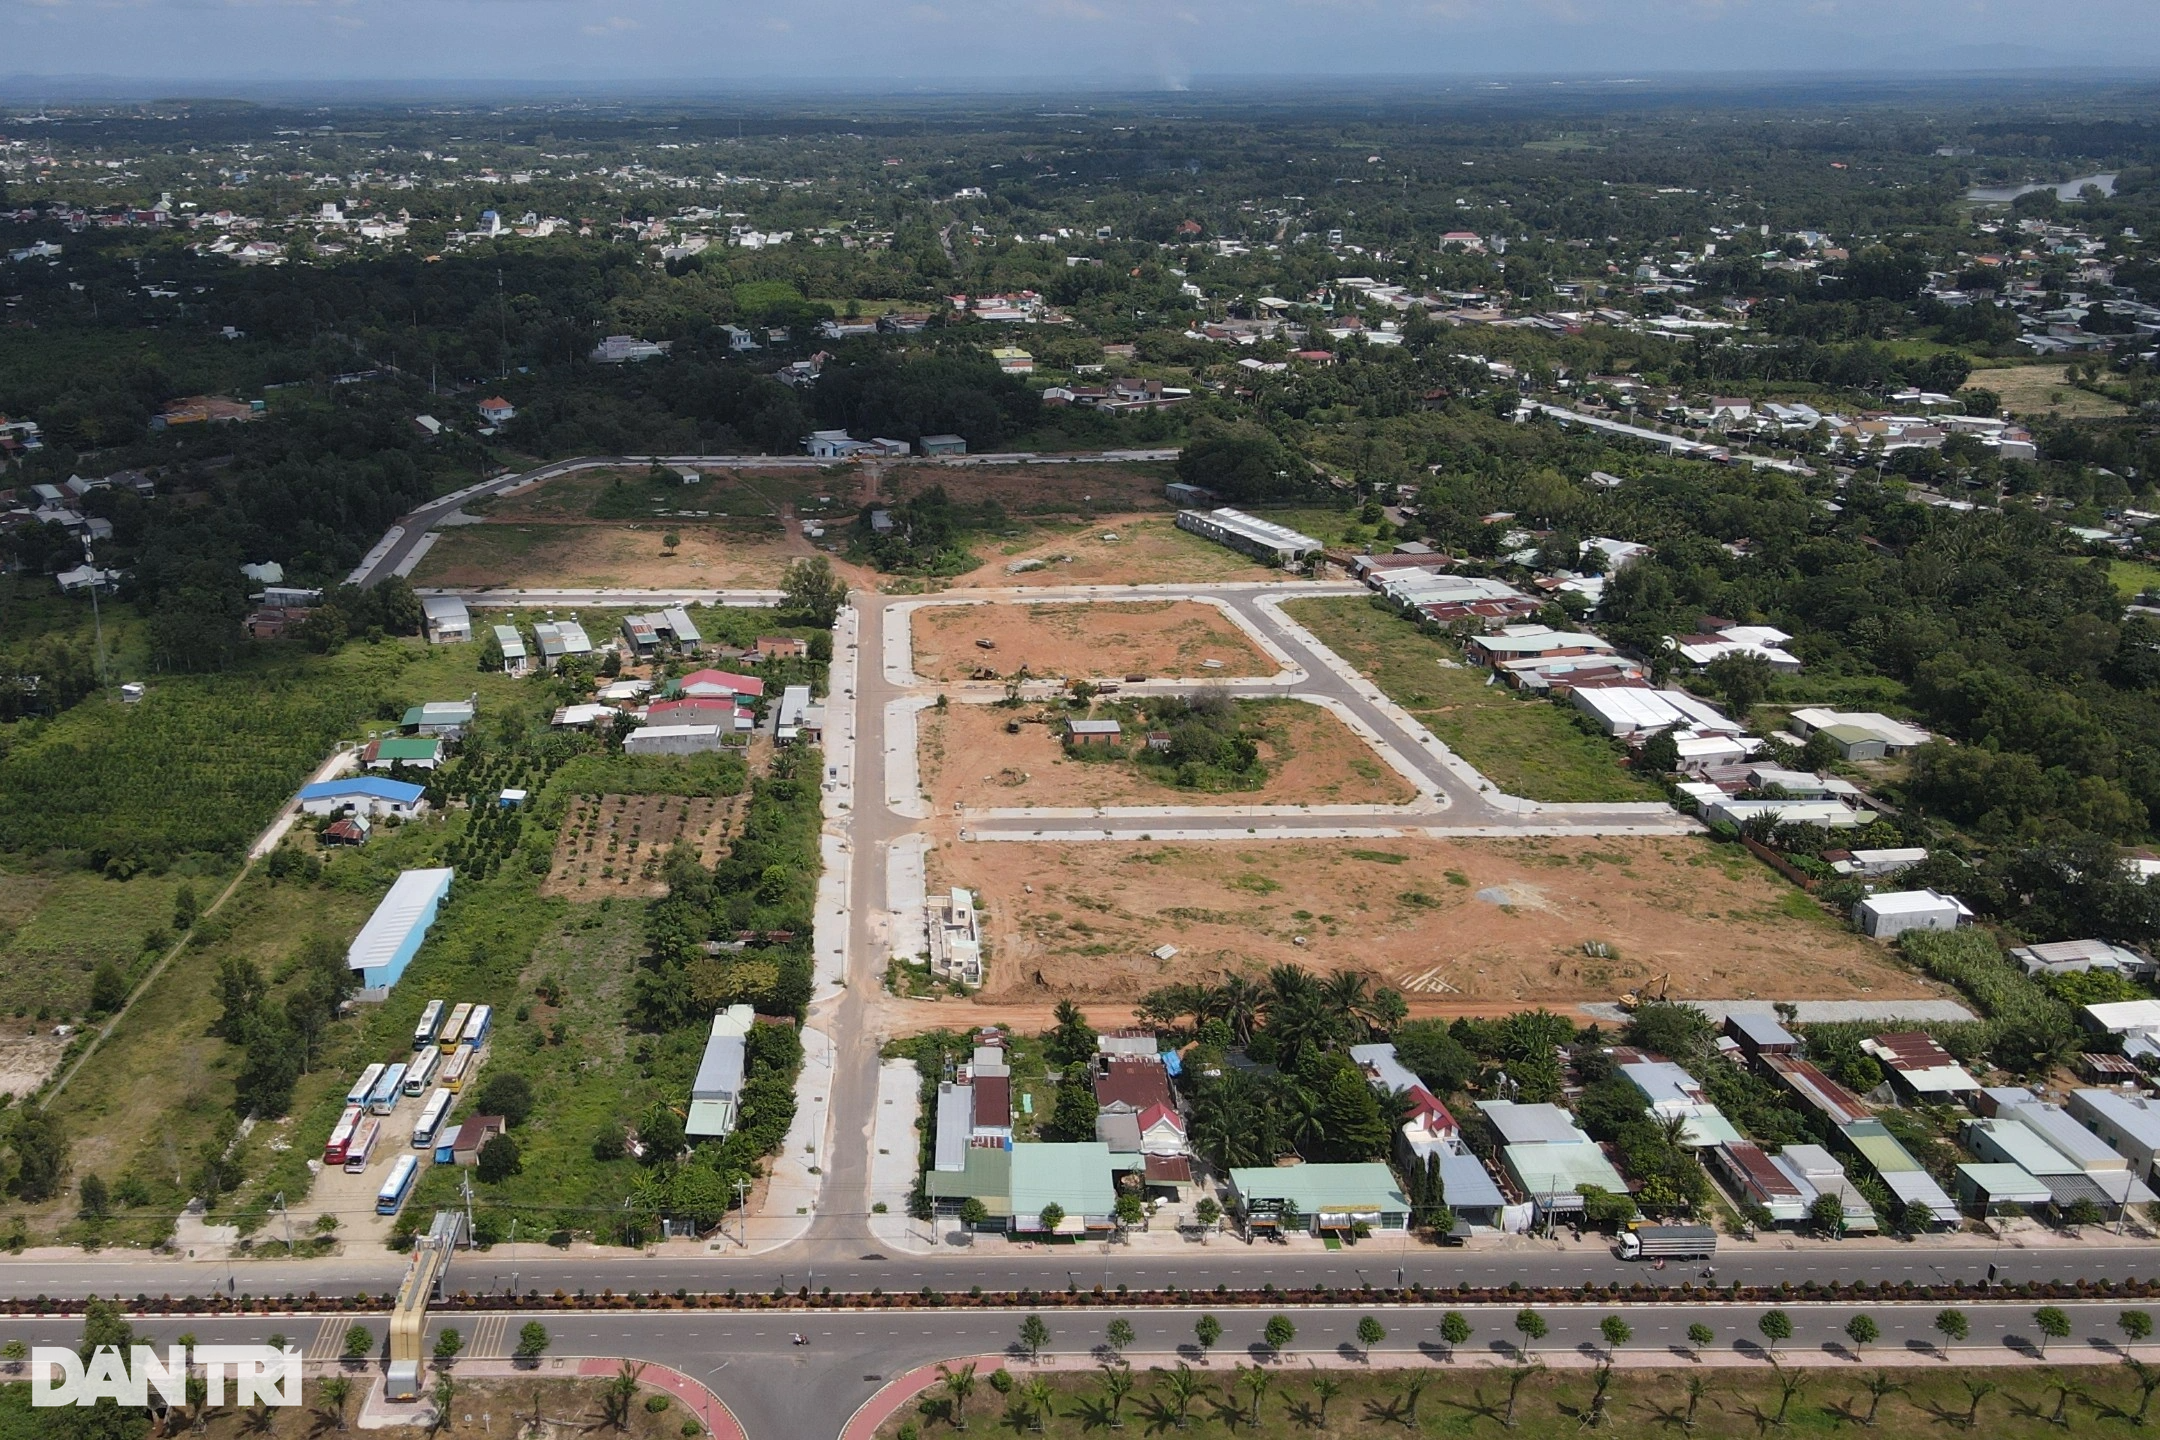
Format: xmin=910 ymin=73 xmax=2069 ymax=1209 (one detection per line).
xmin=376 ymin=1154 xmax=419 ymax=1216
xmin=412 ymin=999 xmax=446 ymax=1050
xmin=461 ymin=1004 xmax=493 ymax=1050
xmin=346 ymin=1063 xmax=386 ymax=1109
xmin=343 ymin=1114 xmax=382 ymax=1173
xmin=439 ymin=1003 xmax=473 ymax=1052
xmin=368 ymin=1063 xmax=408 ymax=1116
xmin=411 ymin=1088 xmax=455 ymax=1149
xmin=439 ymin=1047 xmax=472 ymax=1092
xmin=323 ymin=1104 xmax=364 ymax=1166
xmin=402 ymin=1048 xmax=441 ymax=1096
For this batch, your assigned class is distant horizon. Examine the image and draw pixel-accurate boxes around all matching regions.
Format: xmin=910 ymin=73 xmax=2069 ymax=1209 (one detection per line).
xmin=3 ymin=0 xmax=2157 ymax=96
xmin=2 ymin=67 xmax=2160 ymax=110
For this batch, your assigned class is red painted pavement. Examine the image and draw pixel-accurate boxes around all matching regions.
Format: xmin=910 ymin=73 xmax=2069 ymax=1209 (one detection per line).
xmin=840 ymin=1354 xmax=1006 ymax=1440
xmin=576 ymin=1355 xmax=747 ymax=1440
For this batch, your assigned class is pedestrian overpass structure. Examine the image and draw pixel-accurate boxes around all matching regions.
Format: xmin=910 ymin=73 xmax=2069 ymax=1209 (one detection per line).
xmin=387 ymin=1211 xmax=467 ymax=1401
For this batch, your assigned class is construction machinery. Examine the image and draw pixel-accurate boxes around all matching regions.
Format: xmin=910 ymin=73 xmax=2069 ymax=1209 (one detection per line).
xmin=1617 ymin=973 xmax=1672 ymax=1012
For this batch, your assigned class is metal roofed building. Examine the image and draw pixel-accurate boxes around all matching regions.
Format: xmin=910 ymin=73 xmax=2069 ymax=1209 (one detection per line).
xmin=924 ymin=1144 xmax=1013 ymax=1218
xmin=1724 ymin=1013 xmax=1801 ymax=1058
xmin=1009 ymin=1143 xmax=1117 ymax=1232
xmin=1963 ymin=1116 xmax=2081 ymax=1176
xmin=1227 ymin=1162 xmax=1411 ymax=1235
xmin=299 ymin=776 xmax=429 ymax=820
xmin=2068 ymin=1089 xmax=2160 ymax=1182
xmin=1862 ymin=1032 xmax=1982 ymax=1100
xmin=1619 ymin=1060 xmax=1746 ymax=1148
xmin=2012 ymin=938 xmax=2152 ymax=979
xmin=421 ymin=595 xmax=471 ymax=644
xmin=1771 ymin=1144 xmax=1878 ymax=1232
xmin=624 ymin=723 xmax=724 ymax=755
xmin=1176 ymin=507 xmax=1324 ymax=565
xmin=1708 ymin=1142 xmax=1816 ymax=1224
xmin=1839 ymin=1118 xmax=1960 ymax=1225
xmin=1066 ymin=718 xmax=1123 ymax=745
xmin=1479 ymin=1100 xmax=1590 ymax=1147
xmin=1788 ymin=707 xmax=1931 ymax=756
xmin=687 ymin=1004 xmax=755 ymax=1139
xmin=493 ymin=625 xmax=531 ymax=676
xmin=1762 ymin=1054 xmax=1872 ymax=1126
xmin=403 ymin=700 xmax=475 ymax=736
xmin=1348 ymin=1043 xmax=1423 ymax=1098
xmin=661 ymin=606 xmax=703 ymax=651
xmin=345 ymin=868 xmax=454 ymax=991
xmin=1956 ymin=1162 xmax=2054 ymax=1213
xmin=1704 ymin=796 xmax=1866 ymax=831
xmin=533 ymin=620 xmax=593 ymax=665
xmin=1828 ymin=847 xmax=1929 ymax=877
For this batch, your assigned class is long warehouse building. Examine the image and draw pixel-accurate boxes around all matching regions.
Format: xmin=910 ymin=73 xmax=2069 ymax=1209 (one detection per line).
xmin=347 ymin=867 xmax=456 ymax=992
xmin=1175 ymin=507 xmax=1323 ymax=565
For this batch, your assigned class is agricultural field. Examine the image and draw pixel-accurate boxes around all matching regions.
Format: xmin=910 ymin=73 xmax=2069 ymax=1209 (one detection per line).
xmin=918 ymin=699 xmax=1415 ymax=810
xmin=1282 ymin=597 xmax=1662 ymax=804
xmin=543 ymin=792 xmax=740 ymax=897
xmin=1965 ymin=363 xmax=2129 ymax=419
xmin=878 ymin=461 xmax=1175 ymax=517
xmin=932 ymin=834 xmax=1934 ymax=1013
xmin=949 ymin=515 xmax=1289 ymax=588
xmin=874 ymin=1361 xmax=2156 ymax=1440
xmin=910 ymin=599 xmax=1275 ymax=684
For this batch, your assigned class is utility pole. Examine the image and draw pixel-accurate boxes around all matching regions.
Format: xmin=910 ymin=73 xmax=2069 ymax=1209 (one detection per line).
xmin=273 ymin=1191 xmax=291 ymax=1251
xmin=82 ymin=536 xmax=109 ymax=698
xmin=461 ymin=1171 xmax=476 ymax=1246
xmin=733 ymin=1179 xmax=749 ymax=1249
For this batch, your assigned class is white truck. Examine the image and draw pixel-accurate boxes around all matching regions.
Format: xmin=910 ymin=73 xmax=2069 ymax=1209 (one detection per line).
xmin=1617 ymin=1224 xmax=1717 ymax=1261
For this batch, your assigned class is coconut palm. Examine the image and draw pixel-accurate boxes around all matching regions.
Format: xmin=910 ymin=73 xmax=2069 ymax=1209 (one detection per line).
xmin=1238 ymin=1366 xmax=1274 ymax=1427
xmin=1099 ymin=1365 xmax=1134 ymax=1430
xmin=938 ymin=1362 xmax=978 ymax=1432
xmin=1504 ymin=1362 xmax=1541 ymax=1429
xmin=1217 ymin=973 xmax=1265 ymax=1044
xmin=317 ymin=1376 xmax=352 ymax=1432
xmin=1018 ymin=1375 xmax=1055 ymax=1433
xmin=1960 ymin=1378 xmax=1997 ymax=1430
xmin=1861 ymin=1373 xmax=1905 ymax=1427
xmin=1311 ymin=1375 xmax=1342 ymax=1423
xmin=1682 ymin=1375 xmax=1711 ymax=1431
xmin=1158 ymin=1364 xmax=1204 ymax=1431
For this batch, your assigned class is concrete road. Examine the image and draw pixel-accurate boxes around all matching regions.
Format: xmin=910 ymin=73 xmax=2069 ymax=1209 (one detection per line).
xmin=2 ymin=1300 xmax=2149 ymax=1440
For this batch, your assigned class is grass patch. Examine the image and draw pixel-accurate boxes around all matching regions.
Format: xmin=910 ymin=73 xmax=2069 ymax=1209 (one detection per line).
xmin=1347 ymin=849 xmax=1409 ymax=864
xmin=1285 ymin=596 xmax=1659 ymax=804
xmin=877 ymin=1361 xmax=2160 ymax=1440
xmin=0 ymin=869 xmax=203 ymax=1019
xmin=2109 ymin=559 xmax=2160 ymax=601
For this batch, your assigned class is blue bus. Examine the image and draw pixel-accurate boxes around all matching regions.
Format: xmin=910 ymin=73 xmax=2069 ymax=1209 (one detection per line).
xmin=461 ymin=1004 xmax=493 ymax=1050
xmin=367 ymin=1063 xmax=408 ymax=1116
xmin=375 ymin=1154 xmax=419 ymax=1216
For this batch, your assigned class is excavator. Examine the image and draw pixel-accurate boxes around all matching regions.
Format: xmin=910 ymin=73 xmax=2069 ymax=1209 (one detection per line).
xmin=1618 ymin=972 xmax=1672 ymax=1012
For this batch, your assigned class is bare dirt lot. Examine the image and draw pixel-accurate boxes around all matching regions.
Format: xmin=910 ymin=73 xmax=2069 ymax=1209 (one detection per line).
xmin=948 ymin=514 xmax=1295 ymax=589
xmin=880 ymin=461 xmax=1175 ymax=516
xmin=919 ymin=699 xmax=1417 ymax=810
xmin=911 ymin=598 xmax=1276 ymax=683
xmin=543 ymin=793 xmax=740 ymax=898
xmin=409 ymin=521 xmax=809 ymax=590
xmin=0 ymin=1029 xmax=69 ymax=1098
xmin=927 ymin=834 xmax=1939 ymax=1014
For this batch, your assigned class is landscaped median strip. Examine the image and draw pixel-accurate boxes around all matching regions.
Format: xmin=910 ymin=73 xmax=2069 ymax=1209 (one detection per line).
xmin=573 ymin=1355 xmax=747 ymax=1440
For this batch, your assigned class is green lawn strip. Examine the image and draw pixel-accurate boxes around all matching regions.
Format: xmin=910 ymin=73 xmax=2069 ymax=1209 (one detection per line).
xmin=1285 ymin=596 xmax=1657 ymax=804
xmin=2109 ymin=559 xmax=2160 ymax=601
xmin=882 ymin=1361 xmax=2149 ymax=1439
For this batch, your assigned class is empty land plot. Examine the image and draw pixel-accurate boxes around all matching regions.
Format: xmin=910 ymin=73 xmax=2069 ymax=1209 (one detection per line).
xmin=881 ymin=461 xmax=1175 ymax=516
xmin=912 ymin=599 xmax=1276 ymax=683
xmin=409 ymin=519 xmax=803 ymax=590
xmin=0 ymin=870 xmax=192 ymax=1018
xmin=935 ymin=834 xmax=1934 ymax=1011
xmin=1966 ymin=363 xmax=2128 ymax=419
xmin=543 ymin=792 xmax=739 ymax=897
xmin=919 ymin=699 xmax=1416 ymax=810
xmin=1284 ymin=595 xmax=1661 ymax=803
xmin=950 ymin=514 xmax=1293 ymax=588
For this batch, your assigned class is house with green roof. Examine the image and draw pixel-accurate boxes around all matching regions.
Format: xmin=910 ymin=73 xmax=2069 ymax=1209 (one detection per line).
xmin=923 ymin=1142 xmax=1118 ymax=1234
xmin=1227 ymin=1162 xmax=1410 ymax=1237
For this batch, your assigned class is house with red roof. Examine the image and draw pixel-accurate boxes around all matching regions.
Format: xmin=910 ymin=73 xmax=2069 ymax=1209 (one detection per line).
xmin=674 ymin=668 xmax=765 ymax=701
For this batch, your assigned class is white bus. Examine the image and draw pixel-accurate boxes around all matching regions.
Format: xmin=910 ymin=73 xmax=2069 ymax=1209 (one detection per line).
xmin=411 ymin=1088 xmax=455 ymax=1149
xmin=376 ymin=1155 xmax=419 ymax=1216
xmin=343 ymin=1114 xmax=383 ymax=1173
xmin=346 ymin=1063 xmax=386 ymax=1108
xmin=368 ymin=1063 xmax=408 ymax=1116
xmin=412 ymin=999 xmax=446 ymax=1050
xmin=402 ymin=1048 xmax=441 ymax=1096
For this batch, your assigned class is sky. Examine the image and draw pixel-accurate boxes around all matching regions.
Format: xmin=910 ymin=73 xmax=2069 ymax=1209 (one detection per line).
xmin=2 ymin=0 xmax=2158 ymax=90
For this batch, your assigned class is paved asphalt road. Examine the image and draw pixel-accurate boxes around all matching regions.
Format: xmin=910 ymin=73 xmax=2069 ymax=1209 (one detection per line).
xmin=0 ymin=1301 xmax=2148 ymax=1440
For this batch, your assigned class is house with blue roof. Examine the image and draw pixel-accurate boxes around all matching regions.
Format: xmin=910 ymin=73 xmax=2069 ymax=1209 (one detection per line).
xmin=299 ymin=776 xmax=429 ymax=820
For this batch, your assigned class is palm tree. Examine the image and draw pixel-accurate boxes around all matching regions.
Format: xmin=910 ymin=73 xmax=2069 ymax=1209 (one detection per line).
xmin=1771 ymin=1364 xmax=1806 ymax=1428
xmin=1861 ymin=1372 xmax=1904 ymax=1427
xmin=1018 ymin=1375 xmax=1055 ymax=1433
xmin=1683 ymin=1375 xmax=1711 ymax=1431
xmin=1099 ymin=1365 xmax=1134 ymax=1430
xmin=427 ymin=1371 xmax=457 ymax=1438
xmin=599 ymin=1363 xmax=642 ymax=1432
xmin=1960 ymin=1378 xmax=1996 ymax=1430
xmin=1656 ymin=1113 xmax=1692 ymax=1150
xmin=2125 ymin=1358 xmax=2160 ymax=1426
xmin=2042 ymin=1371 xmax=2082 ymax=1427
xmin=1400 ymin=1376 xmax=1430 ymax=1425
xmin=1311 ymin=1374 xmax=1342 ymax=1423
xmin=1368 ymin=986 xmax=1408 ymax=1034
xmin=1217 ymin=973 xmax=1264 ymax=1044
xmin=318 ymin=1375 xmax=352 ymax=1432
xmin=1239 ymin=1365 xmax=1273 ymax=1428
xmin=1159 ymin=1364 xmax=1204 ymax=1432
xmin=1320 ymin=969 xmax=1372 ymax=1025
xmin=938 ymin=1362 xmax=978 ymax=1432
xmin=1276 ymin=1080 xmax=1326 ymax=1151
xmin=1504 ymin=1362 xmax=1540 ymax=1429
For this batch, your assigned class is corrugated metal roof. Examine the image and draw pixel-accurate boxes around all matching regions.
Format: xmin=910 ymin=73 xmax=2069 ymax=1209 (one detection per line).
xmin=345 ymin=868 xmax=453 ymax=974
